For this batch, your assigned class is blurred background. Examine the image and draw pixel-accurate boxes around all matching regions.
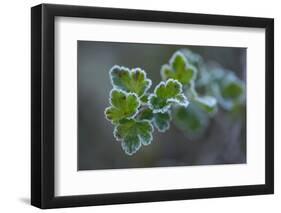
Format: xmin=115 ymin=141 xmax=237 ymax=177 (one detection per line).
xmin=78 ymin=41 xmax=246 ymax=170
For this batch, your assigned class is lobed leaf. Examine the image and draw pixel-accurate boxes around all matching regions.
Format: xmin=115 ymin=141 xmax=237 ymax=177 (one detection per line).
xmin=138 ymin=108 xmax=171 ymax=132
xmin=114 ymin=119 xmax=154 ymax=155
xmin=105 ymin=89 xmax=140 ymax=124
xmin=153 ymin=112 xmax=172 ymax=132
xmin=161 ymin=51 xmax=197 ymax=85
xmin=210 ymin=72 xmax=245 ymax=111
xmin=110 ymin=65 xmax=152 ymax=97
xmin=221 ymin=74 xmax=244 ymax=100
xmin=173 ymin=104 xmax=209 ymax=137
xmin=180 ymin=49 xmax=203 ymax=69
xmin=148 ymin=79 xmax=189 ymax=113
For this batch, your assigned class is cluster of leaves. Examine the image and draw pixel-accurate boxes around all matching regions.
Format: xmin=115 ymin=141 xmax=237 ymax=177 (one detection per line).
xmin=105 ymin=50 xmax=246 ymax=155
xmin=104 ymin=64 xmax=189 ymax=155
xmin=172 ymin=50 xmax=246 ymax=137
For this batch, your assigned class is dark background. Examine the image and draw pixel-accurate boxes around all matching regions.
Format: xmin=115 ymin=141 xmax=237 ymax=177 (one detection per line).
xmin=77 ymin=41 xmax=246 ymax=170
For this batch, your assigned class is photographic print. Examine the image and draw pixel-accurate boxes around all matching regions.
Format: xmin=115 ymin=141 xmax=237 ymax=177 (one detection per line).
xmin=31 ymin=4 xmax=273 ymax=208
xmin=78 ymin=41 xmax=246 ymax=170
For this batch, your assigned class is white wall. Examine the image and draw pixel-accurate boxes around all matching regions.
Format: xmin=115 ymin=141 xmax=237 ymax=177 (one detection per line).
xmin=0 ymin=0 xmax=279 ymax=212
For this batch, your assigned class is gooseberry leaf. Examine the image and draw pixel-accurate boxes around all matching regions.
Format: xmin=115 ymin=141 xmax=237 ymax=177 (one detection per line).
xmin=114 ymin=119 xmax=154 ymax=155
xmin=173 ymin=104 xmax=209 ymax=138
xmin=180 ymin=49 xmax=203 ymax=69
xmin=105 ymin=89 xmax=140 ymax=124
xmin=210 ymin=72 xmax=245 ymax=111
xmin=148 ymin=79 xmax=189 ymax=113
xmin=110 ymin=65 xmax=152 ymax=97
xmin=153 ymin=112 xmax=172 ymax=132
xmin=138 ymin=109 xmax=171 ymax=132
xmin=161 ymin=51 xmax=197 ymax=85
xmin=221 ymin=74 xmax=244 ymax=99
xmin=172 ymin=94 xmax=190 ymax=106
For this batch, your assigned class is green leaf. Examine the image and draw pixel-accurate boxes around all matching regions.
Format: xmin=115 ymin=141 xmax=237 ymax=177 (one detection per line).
xmin=210 ymin=83 xmax=234 ymax=110
xmin=194 ymin=96 xmax=217 ymax=114
xmin=153 ymin=112 xmax=172 ymax=132
xmin=138 ymin=109 xmax=171 ymax=132
xmin=210 ymin=72 xmax=245 ymax=111
xmin=173 ymin=94 xmax=190 ymax=106
xmin=110 ymin=65 xmax=152 ymax=97
xmin=105 ymin=89 xmax=140 ymax=124
xmin=140 ymin=94 xmax=149 ymax=104
xmin=221 ymin=76 xmax=244 ymax=99
xmin=180 ymin=49 xmax=203 ymax=68
xmin=173 ymin=104 xmax=209 ymax=137
xmin=114 ymin=119 xmax=154 ymax=155
xmin=148 ymin=79 xmax=189 ymax=113
xmin=161 ymin=51 xmax=197 ymax=85
xmin=138 ymin=109 xmax=172 ymax=132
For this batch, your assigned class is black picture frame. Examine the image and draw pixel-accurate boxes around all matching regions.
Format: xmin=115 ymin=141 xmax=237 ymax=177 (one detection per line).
xmin=31 ymin=3 xmax=274 ymax=209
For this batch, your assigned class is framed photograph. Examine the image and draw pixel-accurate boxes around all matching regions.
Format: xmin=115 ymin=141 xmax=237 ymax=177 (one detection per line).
xmin=31 ymin=3 xmax=274 ymax=209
